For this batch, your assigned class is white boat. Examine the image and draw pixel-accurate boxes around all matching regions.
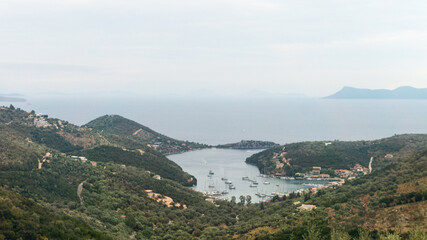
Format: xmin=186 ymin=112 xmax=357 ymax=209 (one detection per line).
xmin=208 ymin=184 xmax=215 ymax=188
xmin=229 ymin=185 xmax=236 ymax=190
xmin=249 ymin=184 xmax=257 ymax=187
xmin=225 ymin=180 xmax=232 ymax=184
xmin=263 ymin=181 xmax=270 ymax=185
xmin=221 ymin=190 xmax=229 ymax=194
xmin=221 ymin=177 xmax=228 ymax=181
xmin=209 ymin=170 xmax=214 ymax=175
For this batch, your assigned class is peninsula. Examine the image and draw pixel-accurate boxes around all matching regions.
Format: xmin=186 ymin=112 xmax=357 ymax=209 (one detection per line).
xmin=216 ymin=140 xmax=278 ymax=149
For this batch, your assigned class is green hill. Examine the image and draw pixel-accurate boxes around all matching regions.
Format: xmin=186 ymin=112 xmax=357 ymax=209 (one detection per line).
xmin=1 ymin=105 xmax=426 ymax=239
xmin=80 ymin=145 xmax=196 ymax=186
xmin=246 ymin=134 xmax=427 ymax=176
xmin=83 ymin=114 xmax=207 ymax=154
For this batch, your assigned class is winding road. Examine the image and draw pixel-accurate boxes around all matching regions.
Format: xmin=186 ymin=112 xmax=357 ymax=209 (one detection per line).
xmin=368 ymin=157 xmax=373 ymax=173
xmin=77 ymin=179 xmax=87 ymax=206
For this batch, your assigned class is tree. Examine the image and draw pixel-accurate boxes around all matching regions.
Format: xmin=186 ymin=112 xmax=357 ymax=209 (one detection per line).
xmin=231 ymin=196 xmax=236 ymax=204
xmin=239 ymin=195 xmax=245 ymax=205
xmin=246 ymin=195 xmax=252 ymax=205
xmin=9 ymin=104 xmax=15 ymax=110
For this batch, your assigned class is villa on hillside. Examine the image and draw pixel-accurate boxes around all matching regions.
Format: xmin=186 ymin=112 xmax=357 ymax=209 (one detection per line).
xmin=298 ymin=204 xmax=316 ymax=211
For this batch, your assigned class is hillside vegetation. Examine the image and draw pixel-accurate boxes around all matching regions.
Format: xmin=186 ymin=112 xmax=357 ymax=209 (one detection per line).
xmin=0 ymin=105 xmax=426 ymax=239
xmin=246 ymin=135 xmax=427 ymax=176
xmin=216 ymin=140 xmax=278 ymax=149
xmin=84 ymin=115 xmax=207 ymax=154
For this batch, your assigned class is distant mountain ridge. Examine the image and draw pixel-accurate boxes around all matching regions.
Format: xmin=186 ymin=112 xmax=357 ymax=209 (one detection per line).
xmin=325 ymin=86 xmax=427 ymax=99
xmin=216 ymin=140 xmax=279 ymax=149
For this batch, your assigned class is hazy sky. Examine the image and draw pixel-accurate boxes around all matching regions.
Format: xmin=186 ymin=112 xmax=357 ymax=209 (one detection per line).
xmin=1 ymin=0 xmax=427 ymax=96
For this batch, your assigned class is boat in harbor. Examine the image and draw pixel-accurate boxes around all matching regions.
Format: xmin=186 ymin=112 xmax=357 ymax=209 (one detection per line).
xmin=280 ymin=176 xmax=295 ymax=180
xmin=209 ymin=170 xmax=214 ymax=175
xmin=255 ymin=193 xmax=266 ymax=198
xmin=242 ymin=176 xmax=249 ymax=180
xmin=221 ymin=190 xmax=229 ymax=194
xmin=221 ymin=177 xmax=228 ymax=181
xmin=208 ymin=184 xmax=215 ymax=188
xmin=252 ymin=181 xmax=258 ymax=185
xmin=229 ymin=185 xmax=236 ymax=190
xmin=263 ymin=181 xmax=270 ymax=185
xmin=249 ymin=184 xmax=257 ymax=187
xmin=225 ymin=180 xmax=232 ymax=184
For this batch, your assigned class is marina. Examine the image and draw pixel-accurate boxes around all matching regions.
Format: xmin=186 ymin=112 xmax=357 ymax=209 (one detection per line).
xmin=169 ymin=148 xmax=335 ymax=202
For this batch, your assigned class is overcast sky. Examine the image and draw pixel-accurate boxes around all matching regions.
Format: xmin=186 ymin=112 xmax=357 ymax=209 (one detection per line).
xmin=1 ymin=0 xmax=427 ymax=97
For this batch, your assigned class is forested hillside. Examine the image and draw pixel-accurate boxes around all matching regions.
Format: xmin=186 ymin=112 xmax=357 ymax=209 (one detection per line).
xmin=0 ymin=105 xmax=425 ymax=239
xmin=84 ymin=115 xmax=207 ymax=154
xmin=246 ymin=135 xmax=427 ymax=176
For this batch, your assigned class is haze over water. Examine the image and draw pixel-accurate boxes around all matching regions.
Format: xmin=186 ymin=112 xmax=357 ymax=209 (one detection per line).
xmin=12 ymin=95 xmax=427 ymax=145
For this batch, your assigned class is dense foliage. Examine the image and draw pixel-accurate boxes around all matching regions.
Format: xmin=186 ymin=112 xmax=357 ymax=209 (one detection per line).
xmin=0 ymin=106 xmax=426 ymax=239
xmin=80 ymin=145 xmax=196 ymax=186
xmin=0 ymin=187 xmax=111 ymax=240
xmin=83 ymin=114 xmax=208 ymax=154
xmin=246 ymin=135 xmax=427 ymax=175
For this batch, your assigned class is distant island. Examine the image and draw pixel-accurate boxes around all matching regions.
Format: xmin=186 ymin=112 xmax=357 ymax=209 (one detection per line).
xmin=216 ymin=140 xmax=279 ymax=149
xmin=325 ymin=86 xmax=427 ymax=99
xmin=0 ymin=94 xmax=26 ymax=102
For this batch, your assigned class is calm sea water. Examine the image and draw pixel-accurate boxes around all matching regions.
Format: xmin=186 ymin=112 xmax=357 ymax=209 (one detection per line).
xmin=168 ymin=148 xmax=329 ymax=202
xmin=9 ymin=95 xmax=427 ymax=201
xmin=10 ymin=95 xmax=427 ymax=145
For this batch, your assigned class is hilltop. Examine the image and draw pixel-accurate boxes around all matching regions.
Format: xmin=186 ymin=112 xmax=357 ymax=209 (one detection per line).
xmin=83 ymin=114 xmax=207 ymax=155
xmin=0 ymin=106 xmax=197 ymax=186
xmin=325 ymin=86 xmax=427 ymax=99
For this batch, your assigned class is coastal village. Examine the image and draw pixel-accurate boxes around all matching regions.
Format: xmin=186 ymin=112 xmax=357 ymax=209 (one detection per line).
xmin=203 ymin=142 xmax=395 ymax=210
